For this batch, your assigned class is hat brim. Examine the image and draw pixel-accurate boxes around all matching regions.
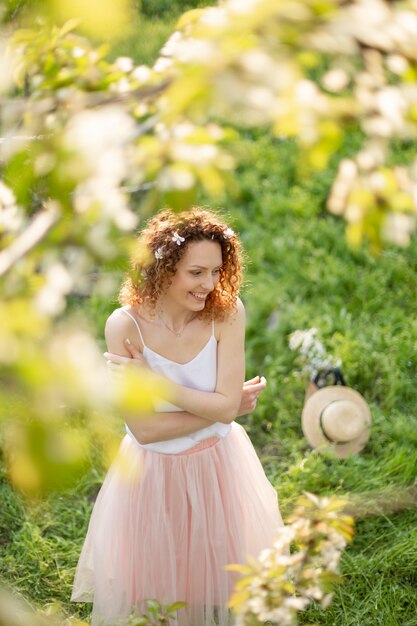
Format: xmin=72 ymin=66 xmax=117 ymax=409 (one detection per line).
xmin=301 ymin=386 xmax=372 ymax=458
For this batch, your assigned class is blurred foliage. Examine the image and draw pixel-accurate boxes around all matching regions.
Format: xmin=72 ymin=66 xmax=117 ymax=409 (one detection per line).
xmin=5 ymin=116 xmax=410 ymax=626
xmin=124 ymin=599 xmax=187 ymax=625
xmin=0 ymin=0 xmax=232 ymax=503
xmin=0 ymin=583 xmax=182 ymax=626
xmin=2 ymin=0 xmax=209 ymax=23
xmin=2 ymin=0 xmax=134 ymax=39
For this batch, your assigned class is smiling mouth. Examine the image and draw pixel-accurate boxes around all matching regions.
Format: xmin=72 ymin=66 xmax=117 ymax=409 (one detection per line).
xmin=190 ymin=292 xmax=208 ymax=300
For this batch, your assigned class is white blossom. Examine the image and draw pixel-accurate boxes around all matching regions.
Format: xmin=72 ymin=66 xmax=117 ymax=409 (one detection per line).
xmin=111 ymin=77 xmax=131 ymax=94
xmin=227 ymin=0 xmax=262 ymax=15
xmin=382 ymin=212 xmax=416 ymax=246
xmin=328 ymin=159 xmax=359 ymax=215
xmin=240 ymin=50 xmax=276 ymax=76
xmin=160 ymin=31 xmax=182 ymax=57
xmin=386 ymin=54 xmax=409 ymax=75
xmin=200 ymin=7 xmax=228 ymax=27
xmin=0 ymin=182 xmax=23 ymax=233
xmin=65 ymin=107 xmax=135 ymax=161
xmin=167 ymin=37 xmax=218 ymax=64
xmin=356 ymin=143 xmax=386 ymax=170
xmin=172 ymin=231 xmax=185 ymax=245
xmin=72 ymin=46 xmax=85 ymax=58
xmin=35 ymin=262 xmax=73 ymax=316
xmin=114 ymin=56 xmax=134 ymax=73
xmin=0 ymin=181 xmax=16 ymax=207
xmin=289 ymin=328 xmax=341 ymax=378
xmin=0 ymin=204 xmax=23 ymax=233
xmin=376 ymin=87 xmax=408 ymax=134
xmin=132 ymin=65 xmax=152 ymax=83
xmin=153 ymin=56 xmax=173 ymax=73
xmin=158 ymin=166 xmax=195 ymax=191
xmin=322 ymin=68 xmax=350 ymax=92
xmin=172 ymin=142 xmax=218 ymax=164
xmin=246 ymin=86 xmax=276 ymax=111
xmin=284 ymin=597 xmax=309 ymax=611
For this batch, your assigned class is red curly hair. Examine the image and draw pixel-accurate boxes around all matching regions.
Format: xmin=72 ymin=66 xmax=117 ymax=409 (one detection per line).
xmin=119 ymin=208 xmax=244 ymax=321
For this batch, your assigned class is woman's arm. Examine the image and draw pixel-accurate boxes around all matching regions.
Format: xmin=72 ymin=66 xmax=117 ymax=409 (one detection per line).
xmin=105 ymin=302 xmax=246 ymax=425
xmin=122 ymin=376 xmax=266 ymax=444
xmin=126 ymin=411 xmax=214 ymax=445
xmin=167 ymin=300 xmax=245 ymax=423
xmin=105 ymin=310 xmax=214 ymax=443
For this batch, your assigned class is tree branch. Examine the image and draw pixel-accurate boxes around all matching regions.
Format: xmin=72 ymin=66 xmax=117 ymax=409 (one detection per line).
xmin=0 ymin=81 xmax=170 ymax=118
xmin=0 ymin=204 xmax=59 ymax=276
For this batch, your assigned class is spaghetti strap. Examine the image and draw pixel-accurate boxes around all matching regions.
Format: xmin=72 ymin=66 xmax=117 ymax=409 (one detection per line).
xmin=211 ymin=319 xmax=215 ymax=336
xmin=120 ymin=308 xmax=146 ymax=348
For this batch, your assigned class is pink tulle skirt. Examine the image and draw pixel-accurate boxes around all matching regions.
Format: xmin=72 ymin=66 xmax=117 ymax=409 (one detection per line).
xmin=71 ymin=423 xmax=283 ymax=626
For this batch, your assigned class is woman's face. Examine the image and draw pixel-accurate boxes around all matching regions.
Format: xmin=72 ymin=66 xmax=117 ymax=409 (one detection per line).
xmin=163 ymin=239 xmax=223 ymax=311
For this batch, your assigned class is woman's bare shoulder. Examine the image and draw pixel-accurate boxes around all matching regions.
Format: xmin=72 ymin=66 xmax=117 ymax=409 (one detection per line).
xmin=226 ymin=297 xmax=245 ymax=322
xmin=105 ymin=307 xmax=131 ymax=334
xmin=216 ymin=297 xmax=245 ymax=337
xmin=104 ymin=307 xmax=141 ymax=352
xmin=235 ymin=296 xmax=245 ymax=315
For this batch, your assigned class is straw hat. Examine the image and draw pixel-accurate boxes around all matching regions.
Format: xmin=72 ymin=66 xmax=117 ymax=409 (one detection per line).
xmin=302 ymin=386 xmax=371 ymax=458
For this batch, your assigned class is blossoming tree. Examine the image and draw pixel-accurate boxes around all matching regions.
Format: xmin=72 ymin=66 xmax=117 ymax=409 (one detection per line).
xmin=0 ymin=0 xmax=412 ymax=622
xmin=3 ymin=0 xmax=417 ymax=490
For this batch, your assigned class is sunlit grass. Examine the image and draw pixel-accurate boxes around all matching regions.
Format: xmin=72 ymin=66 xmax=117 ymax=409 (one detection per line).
xmin=224 ymin=132 xmax=417 ymax=625
xmin=2 ymin=129 xmax=417 ymax=626
xmin=0 ymin=461 xmax=102 ymax=622
xmin=108 ymin=11 xmax=177 ymax=66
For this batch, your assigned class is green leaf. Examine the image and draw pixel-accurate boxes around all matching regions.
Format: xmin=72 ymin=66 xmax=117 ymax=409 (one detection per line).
xmin=59 ymin=18 xmax=81 ymax=37
xmin=228 ymin=589 xmax=250 ymax=610
xmin=145 ymin=599 xmax=161 ymax=613
xmin=166 ymin=601 xmax=186 ymax=612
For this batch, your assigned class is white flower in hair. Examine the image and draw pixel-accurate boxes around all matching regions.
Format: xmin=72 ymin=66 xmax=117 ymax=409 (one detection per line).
xmin=154 ymin=247 xmax=164 ymax=260
xmin=223 ymin=227 xmax=234 ymax=238
xmin=172 ymin=231 xmax=185 ymax=245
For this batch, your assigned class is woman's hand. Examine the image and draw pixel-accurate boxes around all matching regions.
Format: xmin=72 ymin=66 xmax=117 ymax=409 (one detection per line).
xmin=105 ymin=341 xmax=266 ymax=417
xmin=104 ymin=338 xmax=148 ymax=378
xmin=236 ymin=375 xmax=267 ymax=417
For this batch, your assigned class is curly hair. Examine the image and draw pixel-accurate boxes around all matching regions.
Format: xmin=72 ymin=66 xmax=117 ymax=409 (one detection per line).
xmin=119 ymin=208 xmax=244 ymax=321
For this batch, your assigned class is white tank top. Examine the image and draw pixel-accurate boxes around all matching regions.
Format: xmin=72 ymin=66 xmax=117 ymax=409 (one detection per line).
xmin=119 ymin=308 xmax=232 ymax=453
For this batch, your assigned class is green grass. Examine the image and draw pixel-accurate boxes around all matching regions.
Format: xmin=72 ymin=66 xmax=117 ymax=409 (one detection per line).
xmin=109 ymin=0 xmax=209 ymax=66
xmin=0 ymin=462 xmax=102 ymax=622
xmin=304 ymin=510 xmax=417 ymax=625
xmin=220 ymin=132 xmax=417 ymax=624
xmin=109 ymin=11 xmax=177 ymax=66
xmin=2 ymin=128 xmax=417 ymax=625
xmin=1 ymin=3 xmax=417 ymax=626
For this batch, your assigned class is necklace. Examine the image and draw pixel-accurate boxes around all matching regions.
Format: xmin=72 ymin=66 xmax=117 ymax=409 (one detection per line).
xmin=158 ymin=313 xmax=196 ymax=338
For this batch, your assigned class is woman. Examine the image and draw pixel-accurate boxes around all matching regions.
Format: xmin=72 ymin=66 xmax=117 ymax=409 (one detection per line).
xmin=71 ymin=208 xmax=283 ymax=626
